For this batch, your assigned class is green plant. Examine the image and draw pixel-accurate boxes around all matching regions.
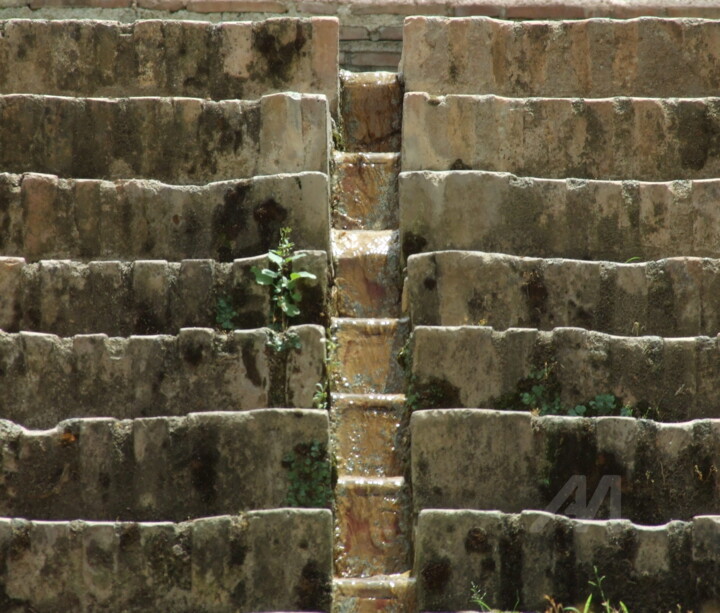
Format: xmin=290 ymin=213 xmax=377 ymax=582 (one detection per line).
xmin=519 ymin=365 xmax=563 ymax=415
xmin=251 ymin=227 xmax=317 ymax=335
xmin=470 ymin=582 xmax=492 ymax=612
xmin=565 ymin=567 xmax=629 ymax=613
xmin=216 ymin=296 xmax=239 ymax=330
xmin=266 ymin=329 xmax=301 ymax=353
xmin=313 ymin=381 xmax=329 ymax=410
xmin=282 ymin=440 xmax=333 ymax=508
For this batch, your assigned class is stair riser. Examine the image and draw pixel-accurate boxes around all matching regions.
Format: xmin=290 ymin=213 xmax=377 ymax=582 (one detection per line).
xmin=0 ymin=93 xmax=329 ymax=182
xmin=409 ymin=251 xmax=720 ymax=337
xmin=416 ymin=510 xmax=719 ymax=612
xmin=0 ymin=510 xmax=332 ymax=613
xmin=403 ymin=17 xmax=720 ymax=98
xmin=400 ymin=170 xmax=720 ymax=261
xmin=0 ymin=409 xmax=328 ymax=521
xmin=412 ymin=409 xmax=720 ymax=523
xmin=0 ymin=253 xmax=327 ymax=335
xmin=0 ymin=172 xmax=330 ymax=261
xmin=411 ymin=326 xmax=720 ymax=421
xmin=403 ymin=94 xmax=720 ymax=181
xmin=0 ymin=325 xmax=324 ymax=428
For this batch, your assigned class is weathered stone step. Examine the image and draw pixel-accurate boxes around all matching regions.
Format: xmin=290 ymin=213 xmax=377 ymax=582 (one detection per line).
xmin=408 ymin=251 xmax=720 ymax=337
xmin=0 ymin=510 xmax=332 ymax=612
xmin=402 ymin=93 xmax=720 ymax=181
xmin=0 ymin=325 xmax=324 ymax=428
xmin=0 ymin=18 xmax=339 ymax=110
xmin=0 ymin=171 xmax=330 ymax=262
xmin=0 ymin=93 xmax=329 ymax=182
xmin=415 ymin=510 xmax=719 ymax=612
xmin=332 ymin=152 xmax=399 ymax=231
xmin=333 ymin=574 xmax=416 ymax=613
xmin=339 ymin=71 xmax=402 ymax=152
xmin=399 ymin=170 xmax=720 ymax=261
xmin=410 ymin=325 xmax=720 ymax=421
xmin=412 ymin=408 xmax=720 ymax=524
xmin=401 ymin=16 xmax=720 ymax=98
xmin=332 ymin=230 xmax=401 ymax=318
xmin=0 ymin=408 xmax=328 ymax=521
xmin=330 ymin=318 xmax=407 ymax=395
xmin=331 ymin=393 xmax=406 ymax=478
xmin=334 ymin=477 xmax=410 ymax=578
xmin=0 ymin=253 xmax=327 ymax=335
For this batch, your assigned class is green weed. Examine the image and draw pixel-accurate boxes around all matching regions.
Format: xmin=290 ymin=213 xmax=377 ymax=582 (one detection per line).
xmin=282 ymin=440 xmax=333 ymax=508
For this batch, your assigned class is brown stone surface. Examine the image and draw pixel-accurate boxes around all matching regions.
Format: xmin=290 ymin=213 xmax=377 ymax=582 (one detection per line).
xmin=0 ymin=325 xmax=325 ymax=427
xmin=332 ymin=152 xmax=399 ymax=231
xmin=340 ymin=70 xmax=402 ymax=152
xmin=0 ymin=252 xmax=328 ymax=335
xmin=407 ymin=251 xmax=720 ymax=337
xmin=410 ymin=325 xmax=720 ymax=421
xmin=399 ymin=170 xmax=720 ymax=261
xmin=411 ymin=408 xmax=720 ymax=523
xmin=402 ymin=93 xmax=720 ymax=181
xmin=0 ymin=408 xmax=328 ymax=520
xmin=334 ymin=477 xmax=410 ymax=577
xmin=330 ymin=317 xmax=407 ymax=394
xmin=401 ymin=17 xmax=720 ymax=98
xmin=332 ymin=230 xmax=402 ymax=318
xmin=333 ymin=575 xmax=416 ymax=613
xmin=415 ymin=510 xmax=714 ymax=611
xmin=0 ymin=18 xmax=338 ymax=110
xmin=0 ymin=510 xmax=332 ymax=612
xmin=0 ymin=172 xmax=330 ymax=261
xmin=0 ymin=93 xmax=329 ymax=182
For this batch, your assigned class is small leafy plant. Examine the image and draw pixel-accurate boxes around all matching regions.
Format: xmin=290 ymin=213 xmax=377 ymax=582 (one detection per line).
xmin=282 ymin=440 xmax=333 ymax=508
xmin=251 ymin=227 xmax=316 ymax=335
xmin=215 ymin=296 xmax=239 ymax=331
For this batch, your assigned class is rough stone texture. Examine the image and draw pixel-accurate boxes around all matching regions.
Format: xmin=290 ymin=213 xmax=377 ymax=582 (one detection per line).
xmin=408 ymin=251 xmax=720 ymax=337
xmin=0 ymin=252 xmax=328 ymax=335
xmin=401 ymin=17 xmax=720 ymax=98
xmin=411 ymin=408 xmax=720 ymax=523
xmin=340 ymin=70 xmax=402 ymax=152
xmin=0 ymin=18 xmax=339 ymax=111
xmin=415 ymin=510 xmax=718 ymax=612
xmin=0 ymin=172 xmax=330 ymax=261
xmin=402 ymin=93 xmax=720 ymax=181
xmin=0 ymin=408 xmax=329 ymax=521
xmin=410 ymin=325 xmax=720 ymax=421
xmin=0 ymin=93 xmax=330 ymax=182
xmin=0 ymin=509 xmax=333 ymax=612
xmin=0 ymin=325 xmax=325 ymax=428
xmin=399 ymin=170 xmax=720 ymax=261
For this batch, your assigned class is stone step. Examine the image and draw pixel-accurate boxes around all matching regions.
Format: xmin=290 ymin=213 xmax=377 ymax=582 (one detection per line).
xmin=339 ymin=70 xmax=402 ymax=152
xmin=402 ymin=93 xmax=720 ymax=181
xmin=0 ymin=18 xmax=339 ymax=110
xmin=331 ymin=393 xmax=406 ymax=478
xmin=334 ymin=477 xmax=410 ymax=578
xmin=0 ymin=253 xmax=328 ymax=335
xmin=416 ymin=509 xmax=720 ymax=612
xmin=0 ymin=171 xmax=330 ymax=262
xmin=333 ymin=574 xmax=416 ymax=613
xmin=329 ymin=317 xmax=407 ymax=395
xmin=0 ymin=408 xmax=329 ymax=521
xmin=0 ymin=325 xmax=324 ymax=428
xmin=332 ymin=230 xmax=401 ymax=318
xmin=408 ymin=251 xmax=720 ymax=337
xmin=411 ymin=408 xmax=720 ymax=524
xmin=0 ymin=510 xmax=332 ymax=612
xmin=332 ymin=152 xmax=399 ymax=231
xmin=0 ymin=93 xmax=329 ymax=182
xmin=399 ymin=170 xmax=720 ymax=261
xmin=410 ymin=325 xmax=720 ymax=421
xmin=401 ymin=16 xmax=720 ymax=98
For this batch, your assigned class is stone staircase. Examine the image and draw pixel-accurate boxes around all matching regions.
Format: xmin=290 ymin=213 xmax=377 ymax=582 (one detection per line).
xmin=1 ymin=8 xmax=720 ymax=613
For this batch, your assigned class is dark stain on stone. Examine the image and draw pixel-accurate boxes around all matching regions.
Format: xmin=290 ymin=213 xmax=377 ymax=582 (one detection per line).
xmin=231 ymin=580 xmax=247 ymax=606
xmin=190 ymin=428 xmax=219 ymax=507
xmin=253 ymin=22 xmax=307 ymax=87
xmin=423 ymin=276 xmax=437 ymax=291
xmin=295 ymin=559 xmax=331 ymax=611
xmin=451 ymin=158 xmax=472 ymax=170
xmin=241 ymin=341 xmax=262 ymax=387
xmin=422 ymin=556 xmax=452 ymax=592
xmin=214 ymin=182 xmax=250 ymax=262
xmin=253 ymin=198 xmax=288 ymax=252
xmin=414 ymin=376 xmax=462 ymax=409
xmin=119 ymin=523 xmax=141 ymax=551
xmin=677 ymin=103 xmax=715 ymax=171
xmin=402 ymin=231 xmax=428 ymax=260
xmin=182 ymin=339 xmax=205 ymax=367
xmin=135 ymin=303 xmax=163 ymax=335
xmin=522 ymin=268 xmax=548 ymax=328
xmin=465 ymin=527 xmax=492 ymax=554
